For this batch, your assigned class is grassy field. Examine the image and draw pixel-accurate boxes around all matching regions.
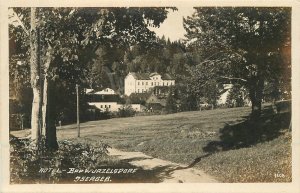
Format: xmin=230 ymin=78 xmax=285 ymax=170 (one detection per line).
xmin=58 ymin=105 xmax=291 ymax=183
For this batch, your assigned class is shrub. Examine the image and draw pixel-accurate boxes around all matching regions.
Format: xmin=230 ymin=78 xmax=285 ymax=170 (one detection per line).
xmin=10 ymin=136 xmax=110 ymax=184
xmin=117 ymin=105 xmax=136 ymax=117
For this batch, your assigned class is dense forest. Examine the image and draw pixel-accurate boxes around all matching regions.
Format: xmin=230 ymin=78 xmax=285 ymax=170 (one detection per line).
xmin=83 ymin=36 xmax=188 ymax=93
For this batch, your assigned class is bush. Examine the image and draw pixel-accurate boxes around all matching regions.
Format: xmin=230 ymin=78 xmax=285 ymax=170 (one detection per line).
xmin=10 ymin=136 xmax=110 ymax=184
xmin=117 ymin=105 xmax=136 ymax=117
xmin=85 ymin=108 xmax=112 ymax=121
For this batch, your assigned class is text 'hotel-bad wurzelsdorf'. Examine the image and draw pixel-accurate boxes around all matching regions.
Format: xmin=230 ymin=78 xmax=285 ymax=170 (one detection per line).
xmin=124 ymin=72 xmax=175 ymax=96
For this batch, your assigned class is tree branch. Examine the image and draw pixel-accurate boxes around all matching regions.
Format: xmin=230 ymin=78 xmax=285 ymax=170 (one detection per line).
xmin=10 ymin=8 xmax=29 ymax=36
xmin=220 ymin=76 xmax=247 ymax=82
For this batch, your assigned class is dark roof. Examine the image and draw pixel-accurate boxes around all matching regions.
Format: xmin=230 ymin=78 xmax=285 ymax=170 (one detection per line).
xmin=128 ymin=72 xmax=175 ymax=80
xmin=149 ymin=72 xmax=160 ymax=77
xmin=85 ymin=94 xmax=120 ymax=102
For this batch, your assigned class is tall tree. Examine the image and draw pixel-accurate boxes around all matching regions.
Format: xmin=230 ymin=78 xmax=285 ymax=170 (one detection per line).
xmin=10 ymin=7 xmax=175 ymax=149
xmin=29 ymin=7 xmax=42 ymax=143
xmin=184 ymin=7 xmax=291 ymax=117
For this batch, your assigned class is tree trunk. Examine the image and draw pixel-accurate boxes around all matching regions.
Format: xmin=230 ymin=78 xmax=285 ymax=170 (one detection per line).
xmin=30 ymin=7 xmax=42 ymax=143
xmin=249 ymin=76 xmax=264 ymax=118
xmin=42 ymin=73 xmax=48 ymax=136
xmin=44 ymin=79 xmax=59 ymax=150
xmin=41 ymin=46 xmax=58 ymax=150
xmin=251 ymin=95 xmax=262 ymax=118
xmin=41 ymin=48 xmax=51 ymax=136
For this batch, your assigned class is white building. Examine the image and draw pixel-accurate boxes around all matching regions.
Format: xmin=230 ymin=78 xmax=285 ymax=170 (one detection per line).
xmin=86 ymin=87 xmax=145 ymax=112
xmin=85 ymin=88 xmax=94 ymax=94
xmin=217 ymin=84 xmax=233 ymax=105
xmin=88 ymin=102 xmax=145 ymax=112
xmin=95 ymin=88 xmax=116 ymax=95
xmin=130 ymin=104 xmax=146 ymax=112
xmin=124 ymin=72 xmax=175 ymax=96
xmin=88 ymin=102 xmax=121 ymax=112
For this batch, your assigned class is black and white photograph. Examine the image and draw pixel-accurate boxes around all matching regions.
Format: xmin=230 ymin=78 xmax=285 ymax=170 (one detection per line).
xmin=1 ymin=0 xmax=300 ymax=192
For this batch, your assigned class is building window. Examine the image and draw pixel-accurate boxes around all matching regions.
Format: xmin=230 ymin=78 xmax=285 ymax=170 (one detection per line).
xmin=151 ymin=82 xmax=153 ymax=86
xmin=167 ymin=82 xmax=168 ymax=86
xmin=138 ymin=81 xmax=140 ymax=85
xmin=138 ymin=89 xmax=140 ymax=93
xmin=105 ymin=105 xmax=107 ymax=108
xmin=146 ymin=82 xmax=148 ymax=86
xmin=109 ymin=105 xmax=111 ymax=108
xmin=142 ymin=82 xmax=144 ymax=85
xmin=142 ymin=89 xmax=144 ymax=93
xmin=101 ymin=105 xmax=103 ymax=108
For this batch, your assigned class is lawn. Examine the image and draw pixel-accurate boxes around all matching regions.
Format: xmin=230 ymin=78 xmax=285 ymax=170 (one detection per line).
xmin=58 ymin=105 xmax=292 ymax=183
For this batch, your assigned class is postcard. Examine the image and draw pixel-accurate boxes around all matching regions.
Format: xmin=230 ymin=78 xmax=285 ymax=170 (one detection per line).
xmin=1 ymin=0 xmax=300 ymax=193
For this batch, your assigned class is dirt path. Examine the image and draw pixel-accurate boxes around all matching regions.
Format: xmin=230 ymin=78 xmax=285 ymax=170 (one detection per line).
xmin=108 ymin=148 xmax=218 ymax=183
xmin=11 ymin=130 xmax=218 ymax=183
xmin=10 ymin=129 xmax=218 ymax=183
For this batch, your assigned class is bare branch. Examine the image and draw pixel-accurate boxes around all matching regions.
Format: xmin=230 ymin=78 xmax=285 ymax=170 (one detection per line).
xmin=220 ymin=76 xmax=247 ymax=82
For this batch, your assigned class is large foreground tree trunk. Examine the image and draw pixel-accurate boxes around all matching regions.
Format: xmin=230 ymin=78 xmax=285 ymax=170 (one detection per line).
xmin=42 ymin=46 xmax=58 ymax=150
xmin=30 ymin=7 xmax=42 ymax=143
xmin=44 ymin=80 xmax=59 ymax=150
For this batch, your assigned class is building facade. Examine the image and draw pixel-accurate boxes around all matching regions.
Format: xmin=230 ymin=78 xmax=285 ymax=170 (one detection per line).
xmin=124 ymin=72 xmax=175 ymax=96
xmin=86 ymin=87 xmax=145 ymax=112
xmin=88 ymin=102 xmax=120 ymax=112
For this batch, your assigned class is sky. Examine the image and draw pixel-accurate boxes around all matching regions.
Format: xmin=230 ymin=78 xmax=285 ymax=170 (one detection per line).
xmin=149 ymin=6 xmax=195 ymax=42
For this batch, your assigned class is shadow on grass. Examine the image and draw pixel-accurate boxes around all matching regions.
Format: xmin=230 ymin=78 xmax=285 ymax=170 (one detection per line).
xmin=202 ymin=105 xmax=291 ymax=153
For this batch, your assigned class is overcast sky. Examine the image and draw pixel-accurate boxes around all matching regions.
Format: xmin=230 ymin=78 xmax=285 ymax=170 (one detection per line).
xmin=149 ymin=6 xmax=195 ymax=42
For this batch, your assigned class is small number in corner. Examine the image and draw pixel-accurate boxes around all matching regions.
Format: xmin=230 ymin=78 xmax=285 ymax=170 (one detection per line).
xmin=274 ymin=173 xmax=285 ymax=178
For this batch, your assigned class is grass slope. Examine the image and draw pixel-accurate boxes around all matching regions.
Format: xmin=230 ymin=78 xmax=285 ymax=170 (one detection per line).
xmin=61 ymin=106 xmax=291 ymax=182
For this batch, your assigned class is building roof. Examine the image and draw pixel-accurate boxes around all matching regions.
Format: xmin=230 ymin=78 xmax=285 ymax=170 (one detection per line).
xmin=85 ymin=94 xmax=121 ymax=103
xmin=85 ymin=88 xmax=94 ymax=94
xmin=128 ymin=72 xmax=175 ymax=80
xmin=94 ymin=88 xmax=116 ymax=95
xmin=149 ymin=72 xmax=160 ymax=77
